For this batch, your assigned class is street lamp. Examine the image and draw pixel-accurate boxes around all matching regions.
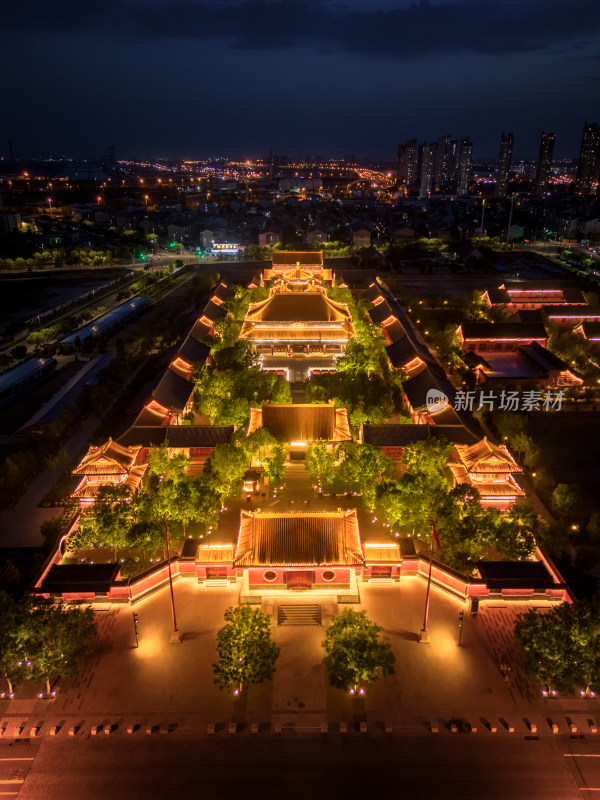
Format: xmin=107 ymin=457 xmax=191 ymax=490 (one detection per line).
xmin=48 ymin=197 xmax=53 ymax=215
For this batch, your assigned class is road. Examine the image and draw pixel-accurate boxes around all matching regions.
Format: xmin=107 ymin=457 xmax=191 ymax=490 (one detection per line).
xmin=15 ymin=732 xmax=584 ymax=800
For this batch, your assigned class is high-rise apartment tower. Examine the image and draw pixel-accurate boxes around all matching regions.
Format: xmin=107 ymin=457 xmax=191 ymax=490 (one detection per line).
xmin=496 ymin=132 xmax=514 ymax=198
xmin=575 ymin=121 xmax=600 ymax=195
xmin=535 ymin=131 xmax=556 ymax=197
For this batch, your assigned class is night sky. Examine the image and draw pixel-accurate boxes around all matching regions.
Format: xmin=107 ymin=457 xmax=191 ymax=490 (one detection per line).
xmin=3 ymin=0 xmax=600 ymax=160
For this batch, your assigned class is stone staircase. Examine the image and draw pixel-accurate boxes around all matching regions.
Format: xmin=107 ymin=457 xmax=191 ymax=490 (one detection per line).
xmin=278 ymin=604 xmax=322 ymax=626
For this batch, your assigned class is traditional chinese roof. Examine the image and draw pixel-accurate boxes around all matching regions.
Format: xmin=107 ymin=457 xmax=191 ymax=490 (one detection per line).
xmin=152 ymin=367 xmax=195 ymax=413
xmin=72 ymin=438 xmax=141 ymax=476
xmin=248 ymin=403 xmax=352 ymax=442
xmin=202 ymin=299 xmax=227 ymax=323
xmin=363 ymin=282 xmax=387 ymax=303
xmin=196 ymin=544 xmax=235 ymax=564
xmin=509 ymin=309 xmax=545 ymax=323
xmin=243 ymin=286 xmax=353 ymax=323
xmin=459 ymin=322 xmax=547 ymax=342
xmin=234 ymin=509 xmax=364 ymax=567
xmin=542 ymin=305 xmax=600 ymax=320
xmin=189 ymin=319 xmax=213 ymax=340
xmin=363 ymin=424 xmax=479 ymax=447
xmin=575 ymin=321 xmax=600 ymax=340
xmin=246 ymin=327 xmax=350 ymax=342
xmin=117 ymin=425 xmax=234 ymax=448
xmin=212 ymin=282 xmax=231 ymax=303
xmin=448 ymin=464 xmax=525 ymax=498
xmin=176 ymin=335 xmax=210 ymax=367
xmin=369 ymin=301 xmax=398 ymax=325
xmin=272 ymin=251 xmax=324 ymax=268
xmin=484 ymin=287 xmax=510 ymax=305
xmin=453 ymin=437 xmax=523 ymax=474
xmin=501 ymin=281 xmax=577 ymax=292
xmin=477 ymin=561 xmax=556 ymax=590
xmin=276 ymin=267 xmax=316 ymax=282
xmin=383 ymin=319 xmax=407 ymax=344
xmin=132 ymin=401 xmax=170 ymax=427
xmin=403 ymin=367 xmax=455 ymax=414
xmin=72 ymin=463 xmax=148 ymax=499
xmin=39 ymin=564 xmax=121 ymax=594
xmin=518 ymin=341 xmax=576 ymax=374
xmin=386 ymin=335 xmax=430 ymax=372
xmin=363 ymin=543 xmax=402 ymax=563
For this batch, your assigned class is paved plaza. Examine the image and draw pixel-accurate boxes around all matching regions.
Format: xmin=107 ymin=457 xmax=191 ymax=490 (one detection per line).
xmin=1 ymin=578 xmax=597 ymax=799
xmin=1 ymin=579 xmax=596 ymax=735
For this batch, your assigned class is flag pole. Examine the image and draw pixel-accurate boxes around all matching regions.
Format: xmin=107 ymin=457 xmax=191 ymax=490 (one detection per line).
xmin=419 ymin=520 xmax=438 ymax=643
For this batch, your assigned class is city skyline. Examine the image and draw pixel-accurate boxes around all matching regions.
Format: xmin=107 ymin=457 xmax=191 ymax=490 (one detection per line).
xmin=3 ymin=0 xmax=600 ymax=160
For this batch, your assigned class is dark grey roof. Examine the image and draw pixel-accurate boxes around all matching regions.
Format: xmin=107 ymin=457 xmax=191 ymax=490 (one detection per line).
xmin=509 ymin=309 xmax=545 ymax=323
xmin=202 ymin=299 xmax=227 ymax=322
xmin=403 ymin=367 xmax=455 ymax=413
xmin=384 ymin=320 xmax=407 ymax=343
xmin=117 ymin=425 xmax=233 ymax=448
xmin=213 ymin=282 xmax=232 ymax=302
xmin=369 ymin=301 xmax=397 ymax=325
xmin=460 ymin=322 xmax=547 ymax=341
xmin=486 ymin=287 xmax=510 ymax=304
xmin=518 ymin=341 xmax=571 ymax=373
xmin=386 ymin=336 xmax=429 ymax=369
xmin=542 ymin=305 xmax=600 ymax=318
xmin=190 ymin=319 xmax=213 ymax=339
xmin=152 ymin=367 xmax=195 ymax=412
xmin=177 ymin=335 xmax=210 ymax=365
xmin=502 ymin=280 xmax=572 ymax=291
xmin=477 ymin=561 xmax=556 ymax=590
xmin=363 ymin=283 xmax=386 ymax=302
xmin=580 ymin=321 xmax=600 ymax=339
xmin=40 ymin=563 xmax=121 ymax=593
xmin=363 ymin=424 xmax=479 ymax=447
xmin=563 ymin=288 xmax=586 ymax=303
xmin=181 ymin=538 xmax=201 ymax=558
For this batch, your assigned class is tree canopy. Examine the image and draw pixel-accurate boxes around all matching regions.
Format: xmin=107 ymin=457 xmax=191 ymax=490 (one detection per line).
xmin=515 ymin=599 xmax=600 ymax=694
xmin=213 ymin=605 xmax=280 ymax=692
xmin=322 ymin=609 xmax=395 ymax=692
xmin=0 ymin=592 xmax=96 ymax=695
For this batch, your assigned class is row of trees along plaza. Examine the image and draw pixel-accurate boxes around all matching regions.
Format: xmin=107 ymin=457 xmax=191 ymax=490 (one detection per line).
xmin=18 ymin=268 xmax=600 ymax=700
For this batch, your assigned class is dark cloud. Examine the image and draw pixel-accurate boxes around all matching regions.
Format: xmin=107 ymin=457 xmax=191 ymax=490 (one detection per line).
xmin=4 ymin=0 xmax=600 ymax=60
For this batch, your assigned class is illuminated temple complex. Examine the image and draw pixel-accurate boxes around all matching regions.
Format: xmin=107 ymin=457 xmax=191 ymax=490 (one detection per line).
xmin=51 ymin=257 xmax=571 ymax=605
xmin=447 ymin=437 xmax=525 ymax=508
xmin=240 ymin=273 xmax=356 ymax=372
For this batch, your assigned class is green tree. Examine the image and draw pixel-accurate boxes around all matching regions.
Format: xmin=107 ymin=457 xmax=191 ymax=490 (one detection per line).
xmin=213 ymin=605 xmax=280 ymax=692
xmin=147 ymin=442 xmax=189 ymax=481
xmin=493 ymin=500 xmax=538 ymax=561
xmin=263 ymin=443 xmax=287 ymax=490
xmin=305 ymin=442 xmax=336 ymax=491
xmin=322 ymin=609 xmax=395 ymax=692
xmin=209 ymin=441 xmax=249 ymax=504
xmin=336 ymin=442 xmax=395 ymax=510
xmin=0 ymin=593 xmax=29 ymax=693
xmin=68 ymin=484 xmax=134 ymax=560
xmin=515 ymin=599 xmax=600 ymax=694
xmin=551 ymin=484 xmax=581 ymax=520
xmin=24 ymin=596 xmax=97 ymax=695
